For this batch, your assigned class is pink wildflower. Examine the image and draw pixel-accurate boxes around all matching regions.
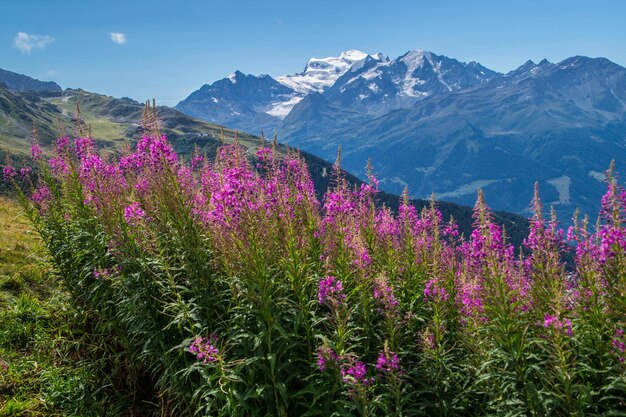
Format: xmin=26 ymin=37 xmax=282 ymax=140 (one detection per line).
xmin=2 ymin=165 xmax=16 ymax=181
xmin=30 ymin=143 xmax=43 ymax=160
xmin=318 ymin=276 xmax=345 ymax=305
xmin=124 ymin=202 xmax=146 ymax=226
xmin=375 ymin=350 xmax=399 ymax=373
xmin=189 ymin=336 xmax=220 ymax=364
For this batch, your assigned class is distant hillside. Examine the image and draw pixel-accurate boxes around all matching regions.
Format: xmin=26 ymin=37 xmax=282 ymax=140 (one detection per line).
xmin=0 ymin=68 xmax=62 ymax=93
xmin=0 ymin=84 xmax=67 ymax=153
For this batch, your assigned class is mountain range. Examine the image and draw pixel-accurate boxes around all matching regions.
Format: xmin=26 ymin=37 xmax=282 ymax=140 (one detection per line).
xmin=175 ymin=50 xmax=626 ymax=224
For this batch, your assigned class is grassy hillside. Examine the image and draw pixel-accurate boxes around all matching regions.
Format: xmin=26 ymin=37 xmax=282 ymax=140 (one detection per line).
xmin=0 ymin=197 xmax=68 ymax=415
xmin=0 ymin=88 xmax=69 ymax=153
xmin=0 ymin=198 xmax=146 ymax=416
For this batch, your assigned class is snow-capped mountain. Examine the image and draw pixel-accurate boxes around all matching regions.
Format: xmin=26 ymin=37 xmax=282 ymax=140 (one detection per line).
xmin=176 ymin=50 xmax=385 ymax=128
xmin=175 ymin=49 xmax=495 ymax=130
xmin=276 ymin=50 xmax=386 ymax=95
xmin=268 ymin=50 xmax=386 ymax=117
xmin=283 ymin=55 xmax=626 ymax=226
xmin=323 ymin=50 xmax=499 ymax=115
xmin=175 ymin=70 xmax=295 ymax=134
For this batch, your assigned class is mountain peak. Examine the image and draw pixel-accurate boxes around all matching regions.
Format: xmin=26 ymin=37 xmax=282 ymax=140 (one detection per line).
xmin=507 ymin=60 xmax=538 ymax=76
xmin=227 ymin=71 xmax=244 ymax=83
xmin=403 ymin=49 xmax=431 ymax=58
xmin=338 ymin=50 xmax=369 ymax=61
xmin=277 ymin=50 xmax=380 ymax=95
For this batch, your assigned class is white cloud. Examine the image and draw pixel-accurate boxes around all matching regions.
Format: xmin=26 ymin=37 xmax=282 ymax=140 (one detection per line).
xmin=14 ymin=32 xmax=55 ymax=54
xmin=109 ymin=32 xmax=127 ymax=45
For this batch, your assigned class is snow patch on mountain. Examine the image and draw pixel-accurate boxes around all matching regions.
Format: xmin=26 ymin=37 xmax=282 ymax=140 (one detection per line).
xmin=266 ymin=95 xmax=304 ymax=118
xmin=269 ymin=50 xmax=384 ymax=116
xmin=276 ymin=50 xmax=378 ymax=95
xmin=400 ymin=50 xmax=430 ymax=97
xmin=547 ymin=176 xmax=572 ymax=205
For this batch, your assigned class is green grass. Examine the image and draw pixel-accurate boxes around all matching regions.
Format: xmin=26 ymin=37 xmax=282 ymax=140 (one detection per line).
xmin=0 ymin=198 xmax=112 ymax=416
xmin=48 ymin=96 xmax=129 ymax=142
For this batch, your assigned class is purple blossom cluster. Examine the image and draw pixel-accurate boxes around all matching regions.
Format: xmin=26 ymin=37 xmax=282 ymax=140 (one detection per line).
xmin=543 ymin=314 xmax=573 ymax=337
xmin=373 ymin=275 xmax=398 ymax=313
xmin=340 ymin=360 xmax=373 ymax=386
xmin=375 ymin=349 xmax=399 ymax=373
xmin=2 ymin=165 xmax=16 ymax=181
xmin=423 ymin=278 xmax=449 ymax=303
xmin=318 ymin=276 xmax=345 ymax=305
xmin=31 ymin=185 xmax=51 ymax=213
xmin=612 ymin=329 xmax=625 ymax=362
xmin=124 ymin=202 xmax=146 ymax=226
xmin=30 ymin=143 xmax=43 ymax=160
xmin=316 ymin=345 xmax=339 ymax=372
xmin=93 ymin=266 xmax=121 ymax=280
xmin=189 ymin=335 xmax=220 ymax=364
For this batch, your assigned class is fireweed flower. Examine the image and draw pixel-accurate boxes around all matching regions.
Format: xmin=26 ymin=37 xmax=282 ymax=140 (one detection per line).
xmin=316 ymin=351 xmax=327 ymax=372
xmin=316 ymin=345 xmax=339 ymax=372
xmin=19 ymin=167 xmax=32 ymax=178
xmin=612 ymin=329 xmax=626 ymax=362
xmin=2 ymin=165 xmax=16 ymax=181
xmin=56 ymin=136 xmax=70 ymax=153
xmin=424 ymin=278 xmax=449 ymax=303
xmin=542 ymin=314 xmax=573 ymax=336
xmin=30 ymin=143 xmax=43 ymax=160
xmin=48 ymin=157 xmax=69 ymax=176
xmin=375 ymin=349 xmax=399 ymax=373
xmin=74 ymin=137 xmax=96 ymax=159
xmin=191 ymin=154 xmax=205 ymax=169
xmin=31 ymin=186 xmax=52 ymax=213
xmin=341 ymin=360 xmax=374 ymax=386
xmin=189 ymin=336 xmax=220 ymax=364
xmin=255 ymin=147 xmax=275 ymax=167
xmin=318 ymin=276 xmax=345 ymax=305
xmin=457 ymin=277 xmax=484 ymax=318
xmin=598 ymin=226 xmax=626 ymax=263
xmin=93 ymin=267 xmax=120 ymax=280
xmin=373 ymin=275 xmax=398 ymax=313
xmin=124 ymin=202 xmax=146 ymax=226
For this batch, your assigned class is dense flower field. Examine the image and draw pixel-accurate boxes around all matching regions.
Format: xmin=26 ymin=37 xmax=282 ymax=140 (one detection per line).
xmin=4 ymin=132 xmax=626 ymax=416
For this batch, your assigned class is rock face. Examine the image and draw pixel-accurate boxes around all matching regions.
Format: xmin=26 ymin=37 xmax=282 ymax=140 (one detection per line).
xmin=0 ymin=68 xmax=62 ymax=93
xmin=176 ymin=51 xmax=626 ymax=223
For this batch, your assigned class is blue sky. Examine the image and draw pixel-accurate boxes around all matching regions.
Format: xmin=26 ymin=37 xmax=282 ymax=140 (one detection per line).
xmin=1 ymin=0 xmax=625 ymax=105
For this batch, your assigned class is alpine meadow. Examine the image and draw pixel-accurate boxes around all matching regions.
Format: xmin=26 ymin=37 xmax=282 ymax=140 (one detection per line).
xmin=2 ymin=1 xmax=626 ymax=416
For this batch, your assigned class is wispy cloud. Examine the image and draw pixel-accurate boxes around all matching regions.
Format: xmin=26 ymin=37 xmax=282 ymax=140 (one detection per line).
xmin=14 ymin=32 xmax=55 ymax=54
xmin=109 ymin=32 xmax=127 ymax=45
